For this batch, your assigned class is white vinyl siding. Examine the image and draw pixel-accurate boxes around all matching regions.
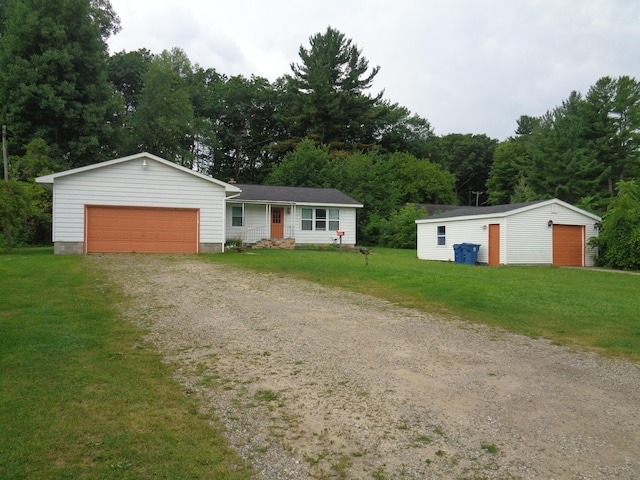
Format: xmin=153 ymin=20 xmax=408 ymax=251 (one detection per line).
xmin=226 ymin=203 xmax=275 ymax=241
xmin=416 ymin=200 xmax=600 ymax=266
xmin=50 ymin=158 xmax=226 ymax=245
xmin=225 ymin=204 xmax=358 ymax=246
xmin=295 ymin=206 xmax=355 ymax=245
xmin=417 ymin=218 xmax=491 ymax=263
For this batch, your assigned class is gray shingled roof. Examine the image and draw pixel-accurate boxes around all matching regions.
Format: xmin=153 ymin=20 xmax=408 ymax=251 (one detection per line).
xmin=414 ymin=204 xmax=465 ymax=218
xmin=427 ymin=200 xmax=548 ymax=219
xmin=230 ymin=184 xmax=363 ymax=206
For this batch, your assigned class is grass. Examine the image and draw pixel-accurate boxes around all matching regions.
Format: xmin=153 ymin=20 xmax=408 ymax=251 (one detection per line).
xmin=1 ymin=245 xmax=638 ymax=477
xmin=207 ymin=248 xmax=640 ymax=361
xmin=0 ymin=247 xmax=252 ymax=479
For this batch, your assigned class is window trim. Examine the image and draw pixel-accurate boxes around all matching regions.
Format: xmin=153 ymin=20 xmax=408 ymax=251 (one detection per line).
xmin=231 ymin=205 xmax=243 ymax=227
xmin=301 ymin=207 xmax=340 ymax=232
xmin=301 ymin=207 xmax=313 ymax=231
xmin=437 ymin=225 xmax=446 ymax=246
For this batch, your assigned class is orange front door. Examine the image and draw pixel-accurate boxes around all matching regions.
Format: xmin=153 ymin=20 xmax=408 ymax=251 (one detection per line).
xmin=270 ymin=207 xmax=284 ymax=238
xmin=488 ymin=224 xmax=500 ymax=266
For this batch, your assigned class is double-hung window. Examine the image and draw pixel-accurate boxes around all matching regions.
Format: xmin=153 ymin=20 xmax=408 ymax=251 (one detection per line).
xmin=302 ymin=208 xmax=313 ymax=230
xmin=231 ymin=206 xmax=243 ymax=227
xmin=328 ymin=209 xmax=340 ymax=230
xmin=301 ymin=208 xmax=340 ymax=231
xmin=437 ymin=225 xmax=446 ymax=245
xmin=315 ymin=209 xmax=327 ymax=230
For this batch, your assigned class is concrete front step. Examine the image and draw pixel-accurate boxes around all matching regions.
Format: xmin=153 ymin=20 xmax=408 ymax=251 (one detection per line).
xmin=248 ymin=238 xmax=296 ymax=250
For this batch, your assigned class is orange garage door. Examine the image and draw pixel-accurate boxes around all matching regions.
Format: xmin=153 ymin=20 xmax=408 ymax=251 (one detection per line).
xmin=552 ymin=224 xmax=584 ymax=266
xmin=86 ymin=206 xmax=199 ymax=253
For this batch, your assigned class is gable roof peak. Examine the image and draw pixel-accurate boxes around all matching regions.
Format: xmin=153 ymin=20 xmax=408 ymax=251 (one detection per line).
xmin=35 ymin=152 xmax=241 ymax=193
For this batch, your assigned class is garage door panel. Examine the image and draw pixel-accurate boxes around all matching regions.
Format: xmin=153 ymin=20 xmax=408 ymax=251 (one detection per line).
xmin=87 ymin=206 xmax=198 ymax=253
xmin=553 ymin=225 xmax=583 ymax=266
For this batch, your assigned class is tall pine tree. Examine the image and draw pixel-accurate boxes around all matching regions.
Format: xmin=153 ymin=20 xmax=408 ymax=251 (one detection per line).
xmin=288 ymin=27 xmax=383 ymax=149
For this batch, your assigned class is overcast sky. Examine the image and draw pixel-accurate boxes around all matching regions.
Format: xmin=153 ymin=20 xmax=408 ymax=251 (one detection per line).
xmin=107 ymin=0 xmax=640 ymax=141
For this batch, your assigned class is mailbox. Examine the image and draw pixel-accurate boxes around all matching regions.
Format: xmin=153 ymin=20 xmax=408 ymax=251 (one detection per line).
xmin=336 ymin=230 xmax=345 ymax=237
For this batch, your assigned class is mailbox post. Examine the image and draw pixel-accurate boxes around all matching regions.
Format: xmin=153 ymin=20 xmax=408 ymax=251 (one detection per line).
xmin=336 ymin=230 xmax=345 ymax=254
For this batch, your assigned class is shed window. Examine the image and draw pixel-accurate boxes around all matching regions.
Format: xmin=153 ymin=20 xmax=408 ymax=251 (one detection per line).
xmin=231 ymin=206 xmax=243 ymax=227
xmin=437 ymin=225 xmax=446 ymax=245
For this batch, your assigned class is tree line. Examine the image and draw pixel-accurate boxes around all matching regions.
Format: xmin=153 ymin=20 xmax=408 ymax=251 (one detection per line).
xmin=1 ymin=0 xmax=638 ymax=268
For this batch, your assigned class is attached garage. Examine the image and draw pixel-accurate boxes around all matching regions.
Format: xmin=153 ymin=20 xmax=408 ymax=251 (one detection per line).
xmin=36 ymin=152 xmax=240 ymax=254
xmin=416 ymin=199 xmax=601 ymax=266
xmin=85 ymin=206 xmax=199 ymax=253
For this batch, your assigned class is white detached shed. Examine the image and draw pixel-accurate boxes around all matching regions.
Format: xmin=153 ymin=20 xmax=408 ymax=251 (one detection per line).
xmin=36 ymin=152 xmax=240 ymax=254
xmin=416 ymin=199 xmax=601 ymax=266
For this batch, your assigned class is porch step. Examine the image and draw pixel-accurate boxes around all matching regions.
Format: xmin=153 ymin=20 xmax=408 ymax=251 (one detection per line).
xmin=248 ymin=238 xmax=295 ymax=250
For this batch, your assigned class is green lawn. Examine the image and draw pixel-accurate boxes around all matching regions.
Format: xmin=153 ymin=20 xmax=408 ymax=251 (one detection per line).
xmin=206 ymin=247 xmax=640 ymax=361
xmin=1 ymin=247 xmax=637 ymax=478
xmin=0 ymin=248 xmax=252 ymax=479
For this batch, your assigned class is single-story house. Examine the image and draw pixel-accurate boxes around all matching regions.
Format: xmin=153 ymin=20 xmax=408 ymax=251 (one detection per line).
xmin=415 ymin=199 xmax=601 ymax=266
xmin=36 ymin=152 xmax=363 ymax=254
xmin=225 ymin=184 xmax=363 ymax=248
xmin=36 ymin=152 xmax=241 ymax=254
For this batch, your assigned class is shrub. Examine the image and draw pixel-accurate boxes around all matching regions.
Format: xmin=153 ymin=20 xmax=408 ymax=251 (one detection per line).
xmin=591 ymin=180 xmax=640 ymax=270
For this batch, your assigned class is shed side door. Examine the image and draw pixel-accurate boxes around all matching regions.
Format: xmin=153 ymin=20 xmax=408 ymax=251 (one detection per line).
xmin=488 ymin=224 xmax=500 ymax=266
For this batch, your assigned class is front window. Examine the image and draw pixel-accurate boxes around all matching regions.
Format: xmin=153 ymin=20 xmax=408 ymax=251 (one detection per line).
xmin=301 ymin=208 xmax=340 ymax=231
xmin=437 ymin=225 xmax=446 ymax=245
xmin=328 ymin=208 xmax=340 ymax=230
xmin=302 ymin=208 xmax=313 ymax=230
xmin=316 ymin=209 xmax=327 ymax=231
xmin=231 ymin=206 xmax=243 ymax=227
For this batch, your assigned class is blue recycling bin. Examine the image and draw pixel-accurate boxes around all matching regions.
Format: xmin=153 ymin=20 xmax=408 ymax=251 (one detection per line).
xmin=453 ymin=244 xmax=464 ymax=263
xmin=461 ymin=243 xmax=481 ymax=265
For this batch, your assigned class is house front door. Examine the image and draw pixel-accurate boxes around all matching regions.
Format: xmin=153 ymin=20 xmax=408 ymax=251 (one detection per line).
xmin=270 ymin=207 xmax=284 ymax=238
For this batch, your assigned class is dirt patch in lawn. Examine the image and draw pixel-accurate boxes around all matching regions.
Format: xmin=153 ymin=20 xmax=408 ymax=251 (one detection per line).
xmin=95 ymin=254 xmax=640 ymax=479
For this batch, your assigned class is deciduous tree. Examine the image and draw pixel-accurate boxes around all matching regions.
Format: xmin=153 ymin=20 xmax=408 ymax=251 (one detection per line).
xmin=591 ymin=180 xmax=640 ymax=270
xmin=438 ymin=134 xmax=497 ymax=206
xmin=0 ymin=0 xmax=120 ymax=168
xmin=129 ymin=48 xmax=195 ymax=166
xmin=265 ymin=139 xmax=331 ymax=187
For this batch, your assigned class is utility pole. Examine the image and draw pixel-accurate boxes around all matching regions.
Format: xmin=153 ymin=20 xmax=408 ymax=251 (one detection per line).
xmin=472 ymin=191 xmax=483 ymax=207
xmin=2 ymin=125 xmax=7 ymax=181
xmin=2 ymin=125 xmax=11 ymax=248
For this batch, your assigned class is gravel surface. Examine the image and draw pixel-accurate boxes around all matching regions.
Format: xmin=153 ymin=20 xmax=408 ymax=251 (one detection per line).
xmin=95 ymin=254 xmax=640 ymax=479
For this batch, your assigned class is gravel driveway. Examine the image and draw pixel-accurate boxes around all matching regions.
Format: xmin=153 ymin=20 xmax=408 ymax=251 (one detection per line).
xmin=95 ymin=254 xmax=640 ymax=479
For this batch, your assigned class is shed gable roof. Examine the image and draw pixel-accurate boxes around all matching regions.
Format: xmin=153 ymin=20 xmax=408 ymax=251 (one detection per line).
xmin=427 ymin=200 xmax=547 ymax=219
xmin=36 ymin=152 xmax=241 ymax=194
xmin=229 ymin=184 xmax=363 ymax=207
xmin=416 ymin=199 xmax=600 ymax=223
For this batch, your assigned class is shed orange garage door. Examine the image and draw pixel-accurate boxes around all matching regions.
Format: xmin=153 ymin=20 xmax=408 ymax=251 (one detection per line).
xmin=552 ymin=224 xmax=584 ymax=266
xmin=86 ymin=206 xmax=199 ymax=253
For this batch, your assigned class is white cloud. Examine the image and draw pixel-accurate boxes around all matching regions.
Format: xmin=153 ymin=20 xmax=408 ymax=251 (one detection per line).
xmin=108 ymin=0 xmax=640 ymax=141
